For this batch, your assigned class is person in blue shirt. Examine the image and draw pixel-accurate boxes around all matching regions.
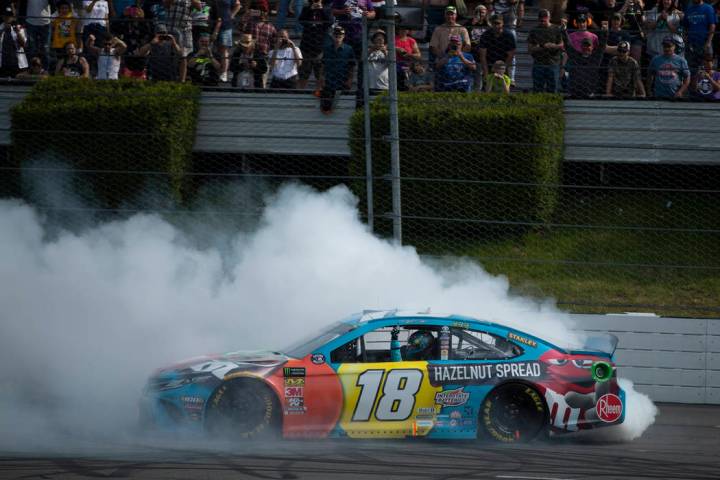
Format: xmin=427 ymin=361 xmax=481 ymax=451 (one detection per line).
xmin=435 ymin=34 xmax=477 ymax=92
xmin=682 ymin=0 xmax=717 ymax=69
xmin=647 ymin=36 xmax=691 ymax=98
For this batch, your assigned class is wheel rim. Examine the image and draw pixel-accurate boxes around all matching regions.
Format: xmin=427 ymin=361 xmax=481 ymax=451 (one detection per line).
xmin=484 ymin=384 xmax=545 ymax=442
xmin=207 ymin=382 xmax=274 ymax=437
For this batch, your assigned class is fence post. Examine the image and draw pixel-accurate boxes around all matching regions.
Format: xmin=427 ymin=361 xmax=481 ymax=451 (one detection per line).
xmin=385 ymin=3 xmax=402 ymax=244
xmin=362 ymin=18 xmax=374 ymax=232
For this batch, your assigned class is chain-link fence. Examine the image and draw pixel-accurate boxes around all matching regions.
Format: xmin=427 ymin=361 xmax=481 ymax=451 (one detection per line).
xmin=0 ymin=2 xmax=719 ymax=318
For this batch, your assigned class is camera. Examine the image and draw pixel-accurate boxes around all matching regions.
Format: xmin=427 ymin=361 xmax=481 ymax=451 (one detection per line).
xmin=449 ymin=44 xmax=458 ymax=51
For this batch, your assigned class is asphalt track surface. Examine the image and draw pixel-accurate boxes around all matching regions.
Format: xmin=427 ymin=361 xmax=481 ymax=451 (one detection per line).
xmin=2 ymin=404 xmax=719 ymax=480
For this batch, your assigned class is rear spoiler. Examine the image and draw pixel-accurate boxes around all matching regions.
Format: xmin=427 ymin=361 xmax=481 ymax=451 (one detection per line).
xmin=568 ymin=333 xmax=619 ymax=358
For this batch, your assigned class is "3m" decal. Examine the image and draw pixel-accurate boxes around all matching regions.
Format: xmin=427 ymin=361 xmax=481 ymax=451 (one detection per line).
xmin=352 ymin=369 xmax=423 ymax=421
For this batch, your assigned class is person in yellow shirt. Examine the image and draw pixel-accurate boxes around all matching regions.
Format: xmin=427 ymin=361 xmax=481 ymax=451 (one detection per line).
xmin=51 ymin=1 xmax=82 ymax=59
xmin=484 ymin=60 xmax=511 ymax=93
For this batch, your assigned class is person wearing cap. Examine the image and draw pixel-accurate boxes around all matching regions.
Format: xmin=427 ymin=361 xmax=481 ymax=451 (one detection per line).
xmin=320 ymin=26 xmax=355 ymax=113
xmin=484 ymin=59 xmax=511 ymax=93
xmin=426 ymin=0 xmax=453 ymax=43
xmin=0 ymin=6 xmax=27 ymax=78
xmin=562 ymin=20 xmax=607 ymax=97
xmin=430 ymin=6 xmax=471 ymax=60
xmin=528 ymin=9 xmax=564 ymax=92
xmin=478 ymin=14 xmax=515 ymax=84
xmin=297 ymin=0 xmax=331 ymax=92
xmin=435 ymin=32 xmax=476 ymax=92
xmin=566 ymin=13 xmax=598 ymax=53
xmin=231 ymin=33 xmax=267 ymax=88
xmin=646 ymin=35 xmax=691 ymax=98
xmin=331 ymin=0 xmax=374 ymax=106
xmin=682 ymin=0 xmax=717 ymax=70
xmin=644 ymin=0 xmax=684 ymax=61
xmin=466 ymin=5 xmax=491 ymax=91
xmin=187 ymin=32 xmax=222 ymax=85
xmin=136 ymin=24 xmax=182 ymax=81
xmin=606 ymin=40 xmax=645 ymax=97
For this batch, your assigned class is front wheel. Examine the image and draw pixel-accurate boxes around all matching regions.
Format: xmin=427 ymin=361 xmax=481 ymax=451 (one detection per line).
xmin=481 ymin=383 xmax=547 ymax=443
xmin=205 ymin=379 xmax=279 ymax=439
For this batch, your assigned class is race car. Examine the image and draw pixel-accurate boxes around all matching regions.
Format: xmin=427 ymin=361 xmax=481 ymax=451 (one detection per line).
xmin=140 ymin=310 xmax=625 ymax=443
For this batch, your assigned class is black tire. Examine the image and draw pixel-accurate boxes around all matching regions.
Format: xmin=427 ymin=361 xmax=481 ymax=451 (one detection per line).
xmin=205 ymin=379 xmax=279 ymax=439
xmin=481 ymin=383 xmax=547 ymax=443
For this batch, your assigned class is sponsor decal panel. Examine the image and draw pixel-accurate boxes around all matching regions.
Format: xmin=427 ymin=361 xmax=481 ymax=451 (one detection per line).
xmin=428 ymin=362 xmax=543 ymax=386
xmin=311 ymin=353 xmax=326 ymax=365
xmin=435 ymin=387 xmax=470 ymax=407
xmin=285 ymin=396 xmax=306 ymax=415
xmin=283 ymin=367 xmax=306 ymax=377
xmin=284 ymin=377 xmax=305 ymax=387
xmin=596 ymin=393 xmax=623 ymax=422
xmin=284 ymin=386 xmax=304 ymax=397
xmin=507 ymin=332 xmax=538 ymax=348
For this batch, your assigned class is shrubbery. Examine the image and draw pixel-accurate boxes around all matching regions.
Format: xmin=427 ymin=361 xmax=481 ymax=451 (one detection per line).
xmin=10 ymin=77 xmax=200 ymax=207
xmin=349 ymin=93 xmax=564 ymax=241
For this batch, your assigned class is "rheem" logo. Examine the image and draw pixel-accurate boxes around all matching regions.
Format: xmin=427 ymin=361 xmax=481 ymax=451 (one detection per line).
xmin=596 ymin=393 xmax=623 ymax=422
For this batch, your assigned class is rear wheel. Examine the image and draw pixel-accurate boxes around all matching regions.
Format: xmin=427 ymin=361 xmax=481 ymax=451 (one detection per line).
xmin=205 ymin=379 xmax=279 ymax=439
xmin=481 ymin=383 xmax=547 ymax=443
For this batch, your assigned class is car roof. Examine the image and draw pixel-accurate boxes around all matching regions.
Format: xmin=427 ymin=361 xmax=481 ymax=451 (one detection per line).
xmin=342 ymin=309 xmax=494 ymax=328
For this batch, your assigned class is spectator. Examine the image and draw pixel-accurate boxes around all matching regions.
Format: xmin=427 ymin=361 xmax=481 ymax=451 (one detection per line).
xmin=276 ymin=0 xmax=303 ymax=36
xmin=85 ymin=32 xmax=126 ymax=79
xmin=297 ymin=0 xmax=330 ymax=91
xmin=231 ymin=32 xmax=267 ymax=88
xmin=211 ymin=0 xmax=240 ymax=83
xmin=435 ymin=33 xmax=476 ymax=92
xmin=55 ymin=41 xmax=90 ymax=77
xmin=20 ymin=0 xmax=52 ymax=68
xmin=618 ymin=0 xmax=644 ymax=61
xmin=592 ymin=0 xmax=618 ymax=25
xmin=252 ymin=9 xmax=276 ymax=88
xmin=81 ymin=0 xmax=110 ymax=46
xmin=117 ymin=4 xmax=151 ymax=79
xmin=240 ymin=0 xmax=269 ymax=32
xmin=492 ymin=0 xmax=523 ymax=84
xmin=0 ymin=7 xmax=27 ymax=78
xmin=484 ymin=59 xmax=511 ymax=92
xmin=646 ymin=35 xmax=690 ymax=98
xmin=187 ymin=32 xmax=221 ymax=84
xmin=528 ymin=9 xmax=564 ymax=92
xmin=191 ymin=1 xmax=215 ymax=52
xmin=466 ymin=4 xmax=491 ymax=91
xmin=478 ymin=14 xmax=516 ymax=85
xmin=396 ymin=24 xmax=421 ymax=91
xmin=267 ymin=29 xmax=302 ymax=89
xmin=683 ymin=0 xmax=716 ymax=70
xmin=144 ymin=0 xmax=167 ymax=28
xmin=563 ymin=23 xmax=607 ymax=96
xmin=320 ymin=25 xmax=355 ymax=114
xmin=331 ymin=0 xmax=374 ymax=105
xmin=367 ymin=30 xmax=388 ymax=90
xmin=691 ymin=53 xmax=720 ymax=99
xmin=567 ymin=13 xmax=598 ymax=52
xmin=137 ymin=24 xmax=181 ymax=81
xmin=426 ymin=0 xmax=452 ymax=43
xmin=111 ymin=0 xmax=135 ymax=19
xmin=407 ymin=61 xmax=433 ymax=91
xmin=645 ymin=0 xmax=684 ymax=61
xmin=537 ymin=0 xmax=566 ymax=25
xmin=51 ymin=1 xmax=82 ymax=61
xmin=17 ymin=55 xmax=48 ymax=78
xmin=606 ymin=40 xmax=646 ymax=96
xmin=430 ymin=6 xmax=470 ymax=61
xmin=165 ymin=0 xmax=196 ymax=82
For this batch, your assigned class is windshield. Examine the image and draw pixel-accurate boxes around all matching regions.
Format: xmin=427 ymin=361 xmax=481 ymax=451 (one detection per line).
xmin=281 ymin=321 xmax=357 ymax=359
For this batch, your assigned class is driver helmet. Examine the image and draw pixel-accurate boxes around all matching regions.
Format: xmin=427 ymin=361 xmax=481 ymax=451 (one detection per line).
xmin=404 ymin=330 xmax=435 ymax=360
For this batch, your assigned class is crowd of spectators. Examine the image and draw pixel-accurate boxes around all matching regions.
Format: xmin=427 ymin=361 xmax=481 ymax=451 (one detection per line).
xmin=0 ymin=0 xmax=716 ymax=101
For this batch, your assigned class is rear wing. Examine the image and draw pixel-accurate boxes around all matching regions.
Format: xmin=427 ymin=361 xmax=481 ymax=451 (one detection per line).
xmin=568 ymin=333 xmax=619 ymax=358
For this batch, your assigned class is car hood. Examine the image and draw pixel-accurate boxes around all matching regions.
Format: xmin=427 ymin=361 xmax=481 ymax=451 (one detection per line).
xmin=154 ymin=350 xmax=288 ymax=379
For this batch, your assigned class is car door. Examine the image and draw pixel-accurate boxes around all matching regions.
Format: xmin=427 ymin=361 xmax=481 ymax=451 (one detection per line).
xmin=329 ymin=324 xmax=442 ymax=438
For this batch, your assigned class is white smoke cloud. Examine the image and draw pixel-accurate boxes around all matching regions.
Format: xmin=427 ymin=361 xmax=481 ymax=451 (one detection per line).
xmin=0 ymin=183 xmax=656 ymax=450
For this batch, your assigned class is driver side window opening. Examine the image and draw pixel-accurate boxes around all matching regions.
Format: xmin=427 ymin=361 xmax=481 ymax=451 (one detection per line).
xmin=450 ymin=328 xmax=523 ymax=360
xmin=330 ymin=325 xmax=440 ymax=363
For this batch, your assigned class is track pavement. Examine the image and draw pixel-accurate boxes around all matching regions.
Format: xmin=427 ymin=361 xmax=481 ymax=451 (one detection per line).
xmin=1 ymin=404 xmax=719 ymax=479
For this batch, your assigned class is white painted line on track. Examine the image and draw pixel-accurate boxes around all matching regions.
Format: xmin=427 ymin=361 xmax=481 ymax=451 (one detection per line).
xmin=496 ymin=476 xmax=576 ymax=480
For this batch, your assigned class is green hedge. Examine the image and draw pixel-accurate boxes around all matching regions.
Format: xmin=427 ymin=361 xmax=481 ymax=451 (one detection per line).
xmin=10 ymin=77 xmax=200 ymax=207
xmin=348 ymin=93 xmax=564 ymax=242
